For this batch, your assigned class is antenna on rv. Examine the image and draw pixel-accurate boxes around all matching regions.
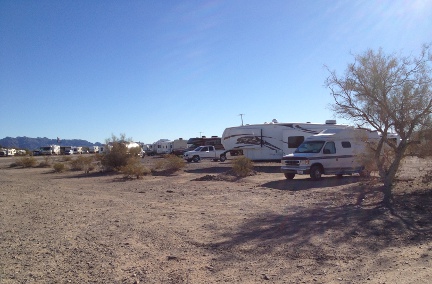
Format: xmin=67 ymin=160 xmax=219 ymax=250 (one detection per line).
xmin=239 ymin=114 xmax=245 ymax=126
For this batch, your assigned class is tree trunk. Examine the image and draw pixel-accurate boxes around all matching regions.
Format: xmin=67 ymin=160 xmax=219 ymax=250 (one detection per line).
xmin=380 ymin=146 xmax=406 ymax=207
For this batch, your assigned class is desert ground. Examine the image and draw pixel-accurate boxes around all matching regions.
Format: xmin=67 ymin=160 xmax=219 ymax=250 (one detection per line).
xmin=0 ymin=155 xmax=431 ymax=284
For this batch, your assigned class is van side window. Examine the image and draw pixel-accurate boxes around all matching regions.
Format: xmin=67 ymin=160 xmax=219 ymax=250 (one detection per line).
xmin=323 ymin=142 xmax=336 ymax=154
xmin=288 ymin=136 xmax=305 ymax=148
xmin=341 ymin=141 xmax=351 ymax=148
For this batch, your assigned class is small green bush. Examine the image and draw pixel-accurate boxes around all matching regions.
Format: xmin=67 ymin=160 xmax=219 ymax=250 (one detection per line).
xmin=15 ymin=156 xmax=37 ymax=168
xmin=53 ymin=163 xmax=66 ymax=173
xmin=120 ymin=158 xmax=151 ymax=179
xmin=70 ymin=156 xmax=95 ymax=173
xmin=231 ymin=156 xmax=254 ymax=177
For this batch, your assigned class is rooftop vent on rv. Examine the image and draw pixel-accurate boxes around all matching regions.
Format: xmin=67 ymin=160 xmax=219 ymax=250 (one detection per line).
xmin=325 ymin=120 xmax=337 ymax=124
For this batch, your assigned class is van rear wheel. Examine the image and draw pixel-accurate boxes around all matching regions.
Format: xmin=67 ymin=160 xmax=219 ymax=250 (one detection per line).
xmin=310 ymin=165 xmax=323 ymax=180
xmin=284 ymin=173 xmax=295 ymax=180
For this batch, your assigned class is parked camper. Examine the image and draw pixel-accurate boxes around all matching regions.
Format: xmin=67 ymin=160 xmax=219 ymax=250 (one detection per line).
xmin=40 ymin=145 xmax=60 ymax=155
xmin=142 ymin=144 xmax=155 ymax=156
xmin=88 ymin=146 xmax=99 ymax=153
xmin=222 ymin=120 xmax=348 ymax=161
xmin=171 ymin=138 xmax=188 ymax=155
xmin=153 ymin=139 xmax=172 ymax=154
xmin=0 ymin=148 xmax=16 ymax=156
xmin=280 ymin=127 xmax=386 ymax=180
xmin=71 ymin=147 xmax=82 ymax=154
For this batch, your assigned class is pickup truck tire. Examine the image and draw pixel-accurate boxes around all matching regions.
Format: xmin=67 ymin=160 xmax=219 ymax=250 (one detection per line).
xmin=284 ymin=173 xmax=295 ymax=180
xmin=219 ymin=154 xmax=227 ymax=162
xmin=310 ymin=165 xmax=323 ymax=180
xmin=192 ymin=155 xmax=200 ymax=163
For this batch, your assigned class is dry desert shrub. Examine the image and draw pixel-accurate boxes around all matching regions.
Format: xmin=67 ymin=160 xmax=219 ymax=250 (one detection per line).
xmin=152 ymin=154 xmax=185 ymax=174
xmin=120 ymin=158 xmax=151 ymax=179
xmin=38 ymin=156 xmax=52 ymax=168
xmin=70 ymin=156 xmax=95 ymax=173
xmin=231 ymin=156 xmax=254 ymax=177
xmin=100 ymin=142 xmax=129 ymax=171
xmin=53 ymin=162 xmax=66 ymax=173
xmin=62 ymin=156 xmax=72 ymax=162
xmin=14 ymin=156 xmax=37 ymax=168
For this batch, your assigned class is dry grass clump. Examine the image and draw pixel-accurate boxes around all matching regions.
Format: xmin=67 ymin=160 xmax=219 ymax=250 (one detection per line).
xmin=152 ymin=154 xmax=185 ymax=175
xmin=38 ymin=156 xmax=53 ymax=168
xmin=120 ymin=158 xmax=151 ymax=179
xmin=53 ymin=163 xmax=66 ymax=173
xmin=231 ymin=156 xmax=254 ymax=177
xmin=13 ymin=156 xmax=38 ymax=168
xmin=70 ymin=156 xmax=95 ymax=173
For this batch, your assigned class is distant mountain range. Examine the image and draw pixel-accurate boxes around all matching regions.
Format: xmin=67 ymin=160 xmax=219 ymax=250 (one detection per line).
xmin=0 ymin=137 xmax=103 ymax=150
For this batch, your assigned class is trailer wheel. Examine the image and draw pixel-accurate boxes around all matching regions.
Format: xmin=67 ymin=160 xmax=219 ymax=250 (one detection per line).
xmin=192 ymin=155 xmax=200 ymax=163
xmin=219 ymin=154 xmax=227 ymax=162
xmin=284 ymin=173 xmax=295 ymax=180
xmin=310 ymin=165 xmax=323 ymax=180
xmin=186 ymin=159 xmax=192 ymax=163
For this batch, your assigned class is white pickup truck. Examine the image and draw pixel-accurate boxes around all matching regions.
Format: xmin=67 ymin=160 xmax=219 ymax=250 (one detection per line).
xmin=183 ymin=146 xmax=227 ymax=162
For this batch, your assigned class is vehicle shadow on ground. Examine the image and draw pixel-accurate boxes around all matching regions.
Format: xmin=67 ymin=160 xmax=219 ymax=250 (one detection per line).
xmin=261 ymin=176 xmax=364 ymax=191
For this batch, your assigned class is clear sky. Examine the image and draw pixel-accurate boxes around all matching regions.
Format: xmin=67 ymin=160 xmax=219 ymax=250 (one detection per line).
xmin=1 ymin=0 xmax=431 ymax=144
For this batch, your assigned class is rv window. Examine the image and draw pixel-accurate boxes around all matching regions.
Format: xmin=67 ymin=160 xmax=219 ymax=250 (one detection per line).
xmin=341 ymin=141 xmax=351 ymax=148
xmin=288 ymin=136 xmax=305 ymax=148
xmin=323 ymin=142 xmax=336 ymax=154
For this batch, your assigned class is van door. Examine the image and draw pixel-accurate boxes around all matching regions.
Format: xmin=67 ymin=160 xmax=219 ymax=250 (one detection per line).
xmin=322 ymin=141 xmax=338 ymax=174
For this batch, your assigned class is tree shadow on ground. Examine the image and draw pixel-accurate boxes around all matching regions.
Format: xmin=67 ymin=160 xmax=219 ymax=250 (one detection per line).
xmin=261 ymin=176 xmax=365 ymax=191
xmin=206 ymin=184 xmax=432 ymax=277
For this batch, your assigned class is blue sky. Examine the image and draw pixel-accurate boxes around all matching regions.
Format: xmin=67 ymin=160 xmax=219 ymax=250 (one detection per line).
xmin=1 ymin=0 xmax=431 ymax=144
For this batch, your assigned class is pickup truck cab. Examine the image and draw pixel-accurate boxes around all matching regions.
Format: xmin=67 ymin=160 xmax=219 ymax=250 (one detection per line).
xmin=183 ymin=146 xmax=227 ymax=162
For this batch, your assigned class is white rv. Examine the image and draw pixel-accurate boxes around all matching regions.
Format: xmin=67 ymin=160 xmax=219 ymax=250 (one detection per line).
xmin=171 ymin=138 xmax=188 ymax=155
xmin=153 ymin=139 xmax=172 ymax=154
xmin=0 ymin=148 xmax=16 ymax=156
xmin=40 ymin=145 xmax=60 ymax=155
xmin=222 ymin=120 xmax=348 ymax=161
xmin=88 ymin=146 xmax=99 ymax=153
xmin=280 ymin=127 xmax=383 ymax=180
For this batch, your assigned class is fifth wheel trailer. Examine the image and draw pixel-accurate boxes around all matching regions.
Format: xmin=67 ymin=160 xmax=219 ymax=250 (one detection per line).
xmin=221 ymin=120 xmax=348 ymax=161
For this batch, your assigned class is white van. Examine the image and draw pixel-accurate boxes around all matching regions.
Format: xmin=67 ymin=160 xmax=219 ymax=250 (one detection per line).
xmin=281 ymin=127 xmax=383 ymax=180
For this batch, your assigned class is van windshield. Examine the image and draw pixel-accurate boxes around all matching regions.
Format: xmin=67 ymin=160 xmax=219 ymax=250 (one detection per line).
xmin=295 ymin=141 xmax=325 ymax=153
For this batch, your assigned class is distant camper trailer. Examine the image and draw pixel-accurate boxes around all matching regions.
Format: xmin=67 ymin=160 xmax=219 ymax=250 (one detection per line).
xmin=153 ymin=139 xmax=172 ymax=154
xmin=88 ymin=146 xmax=99 ymax=153
xmin=0 ymin=148 xmax=16 ymax=156
xmin=40 ymin=145 xmax=60 ymax=155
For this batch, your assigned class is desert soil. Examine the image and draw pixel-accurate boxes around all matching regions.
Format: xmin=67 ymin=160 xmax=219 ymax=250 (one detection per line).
xmin=0 ymin=155 xmax=431 ymax=284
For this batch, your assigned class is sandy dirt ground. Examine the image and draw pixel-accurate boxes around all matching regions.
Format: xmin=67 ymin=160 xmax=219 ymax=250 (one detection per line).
xmin=0 ymin=155 xmax=431 ymax=284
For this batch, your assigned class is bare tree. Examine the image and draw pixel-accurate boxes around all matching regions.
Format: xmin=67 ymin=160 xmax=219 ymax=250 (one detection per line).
xmin=325 ymin=44 xmax=432 ymax=205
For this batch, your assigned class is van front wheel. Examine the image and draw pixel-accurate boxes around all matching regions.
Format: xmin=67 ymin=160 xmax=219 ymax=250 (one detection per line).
xmin=310 ymin=165 xmax=323 ymax=180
